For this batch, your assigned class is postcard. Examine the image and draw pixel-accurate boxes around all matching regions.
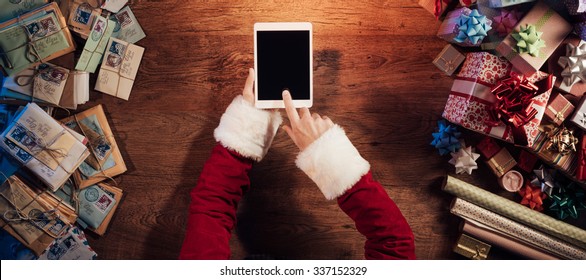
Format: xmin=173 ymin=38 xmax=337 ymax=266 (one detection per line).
xmin=110 ymin=6 xmax=146 ymax=44
xmin=95 ymin=37 xmax=144 ymax=100
xmin=2 ymin=63 xmax=69 ymax=105
xmin=61 ymin=104 xmax=127 ymax=188
xmin=0 ymin=2 xmax=75 ymax=75
xmin=75 ymin=15 xmax=116 ymax=73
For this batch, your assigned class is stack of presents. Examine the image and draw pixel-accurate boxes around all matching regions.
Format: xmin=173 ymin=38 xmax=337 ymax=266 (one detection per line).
xmin=0 ymin=0 xmax=144 ymax=260
xmin=425 ymin=0 xmax=586 ymax=259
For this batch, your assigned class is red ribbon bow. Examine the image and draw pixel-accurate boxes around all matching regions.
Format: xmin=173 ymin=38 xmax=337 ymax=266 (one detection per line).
xmin=434 ymin=0 xmax=452 ymax=19
xmin=487 ymin=72 xmax=540 ymax=128
xmin=518 ymin=182 xmax=547 ymax=212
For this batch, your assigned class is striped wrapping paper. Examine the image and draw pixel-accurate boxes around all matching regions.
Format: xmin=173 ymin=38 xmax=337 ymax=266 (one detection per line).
xmin=442 ymin=175 xmax=586 ymax=250
xmin=452 ymin=198 xmax=586 ymax=259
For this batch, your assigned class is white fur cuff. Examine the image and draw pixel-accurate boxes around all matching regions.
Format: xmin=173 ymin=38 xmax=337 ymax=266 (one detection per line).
xmin=296 ymin=125 xmax=370 ymax=200
xmin=214 ymin=96 xmax=282 ymax=162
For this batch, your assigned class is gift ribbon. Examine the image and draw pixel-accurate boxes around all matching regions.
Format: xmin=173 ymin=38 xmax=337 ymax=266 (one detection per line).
xmin=531 ymin=167 xmax=556 ymax=196
xmin=454 ymin=9 xmax=492 ymax=45
xmin=438 ymin=56 xmax=458 ymax=73
xmin=558 ymin=41 xmax=586 ymax=90
xmin=488 ymin=154 xmax=515 ymax=175
xmin=548 ymin=183 xmax=586 ymax=220
xmin=511 ymin=24 xmax=546 ymax=57
xmin=504 ymin=8 xmax=554 ymax=61
xmin=518 ymin=182 xmax=547 ymax=212
xmin=547 ymin=102 xmax=572 ymax=123
xmin=431 ymin=119 xmax=462 ymax=155
xmin=486 ymin=72 xmax=542 ymax=145
xmin=493 ymin=9 xmax=522 ymax=37
xmin=547 ymin=126 xmax=579 ymax=155
xmin=434 ymin=0 xmax=452 ymax=19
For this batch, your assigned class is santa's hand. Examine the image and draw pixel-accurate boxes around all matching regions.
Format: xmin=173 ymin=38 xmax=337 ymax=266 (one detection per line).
xmin=282 ymin=90 xmax=334 ymax=151
xmin=213 ymin=68 xmax=282 ymax=162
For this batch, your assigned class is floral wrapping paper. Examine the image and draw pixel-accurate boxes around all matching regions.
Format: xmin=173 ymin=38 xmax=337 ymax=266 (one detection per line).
xmin=443 ymin=52 xmax=552 ymax=147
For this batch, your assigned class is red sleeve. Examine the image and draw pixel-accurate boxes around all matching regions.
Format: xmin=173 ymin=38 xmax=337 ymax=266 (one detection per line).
xmin=179 ymin=144 xmax=253 ymax=260
xmin=337 ymin=171 xmax=416 ymax=260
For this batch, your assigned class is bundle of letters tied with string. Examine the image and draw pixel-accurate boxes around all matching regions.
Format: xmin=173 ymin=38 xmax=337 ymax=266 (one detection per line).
xmin=0 ymin=0 xmax=142 ymax=260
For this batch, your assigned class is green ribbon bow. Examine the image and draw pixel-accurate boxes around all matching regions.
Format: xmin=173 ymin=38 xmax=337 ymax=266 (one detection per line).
xmin=511 ymin=24 xmax=546 ymax=57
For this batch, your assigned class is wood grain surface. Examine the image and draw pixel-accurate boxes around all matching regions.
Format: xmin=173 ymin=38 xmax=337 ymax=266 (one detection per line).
xmin=67 ymin=0 xmax=557 ymax=259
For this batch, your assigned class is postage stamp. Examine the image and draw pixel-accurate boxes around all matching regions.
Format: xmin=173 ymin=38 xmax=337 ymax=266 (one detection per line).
xmin=40 ymin=17 xmax=58 ymax=34
xmin=74 ymin=3 xmax=92 ymax=25
xmin=48 ymin=218 xmax=66 ymax=235
xmin=95 ymin=194 xmax=113 ymax=213
xmin=38 ymin=64 xmax=67 ymax=85
xmin=28 ymin=208 xmax=49 ymax=228
xmin=115 ymin=11 xmax=132 ymax=28
xmin=91 ymin=18 xmax=106 ymax=41
xmin=84 ymin=187 xmax=100 ymax=202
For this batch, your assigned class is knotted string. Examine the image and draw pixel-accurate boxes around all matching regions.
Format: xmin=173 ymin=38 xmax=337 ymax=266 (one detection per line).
xmin=73 ymin=114 xmax=118 ymax=186
xmin=0 ymin=172 xmax=64 ymax=239
xmin=8 ymin=120 xmax=72 ymax=176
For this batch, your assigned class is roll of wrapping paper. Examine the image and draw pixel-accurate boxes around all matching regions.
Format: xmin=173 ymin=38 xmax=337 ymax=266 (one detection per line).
xmin=461 ymin=220 xmax=558 ymax=260
xmin=443 ymin=175 xmax=586 ymax=249
xmin=451 ymin=198 xmax=586 ymax=259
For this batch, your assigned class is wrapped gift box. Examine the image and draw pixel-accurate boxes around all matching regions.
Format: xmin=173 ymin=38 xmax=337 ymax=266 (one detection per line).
xmin=496 ymin=1 xmax=572 ymax=75
xmin=437 ymin=7 xmax=492 ymax=47
xmin=477 ymin=136 xmax=502 ymax=159
xmin=419 ymin=0 xmax=459 ymax=20
xmin=577 ymin=134 xmax=586 ymax=180
xmin=453 ymin=233 xmax=491 ymax=259
xmin=433 ymin=44 xmax=466 ymax=76
xmin=486 ymin=147 xmax=517 ymax=177
xmin=544 ymin=92 xmax=575 ymax=125
xmin=517 ymin=149 xmax=539 ymax=173
xmin=547 ymin=35 xmax=586 ymax=97
xmin=570 ymin=95 xmax=586 ymax=130
xmin=528 ymin=125 xmax=578 ymax=176
xmin=443 ymin=51 xmax=553 ymax=147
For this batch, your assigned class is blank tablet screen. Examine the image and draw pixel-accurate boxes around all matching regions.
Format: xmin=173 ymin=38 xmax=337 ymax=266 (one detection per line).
xmin=256 ymin=30 xmax=310 ymax=100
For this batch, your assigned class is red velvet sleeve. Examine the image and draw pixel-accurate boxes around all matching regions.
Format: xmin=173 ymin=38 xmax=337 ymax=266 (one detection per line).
xmin=337 ymin=171 xmax=416 ymax=260
xmin=179 ymin=144 xmax=253 ymax=260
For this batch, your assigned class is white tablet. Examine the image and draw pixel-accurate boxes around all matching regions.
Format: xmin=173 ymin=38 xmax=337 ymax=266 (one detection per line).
xmin=254 ymin=22 xmax=313 ymax=108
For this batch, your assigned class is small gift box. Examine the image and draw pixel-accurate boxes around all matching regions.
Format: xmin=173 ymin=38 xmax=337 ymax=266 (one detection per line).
xmin=437 ymin=7 xmax=493 ymax=47
xmin=488 ymin=0 xmax=536 ymax=8
xmin=476 ymin=136 xmax=502 ymax=159
xmin=453 ymin=233 xmax=491 ymax=259
xmin=530 ymin=125 xmax=578 ymax=175
xmin=548 ymin=36 xmax=586 ymax=96
xmin=433 ymin=44 xmax=466 ymax=76
xmin=570 ymin=96 xmax=586 ymax=130
xmin=498 ymin=170 xmax=524 ymax=191
xmin=496 ymin=1 xmax=572 ymax=75
xmin=486 ymin=147 xmax=517 ymax=177
xmin=576 ymin=134 xmax=586 ymax=180
xmin=443 ymin=51 xmax=554 ymax=147
xmin=517 ymin=149 xmax=539 ymax=173
xmin=419 ymin=0 xmax=459 ymax=20
xmin=544 ymin=92 xmax=575 ymax=125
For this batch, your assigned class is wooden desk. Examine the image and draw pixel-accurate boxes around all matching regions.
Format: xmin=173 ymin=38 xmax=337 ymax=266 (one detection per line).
xmin=79 ymin=0 xmax=544 ymax=259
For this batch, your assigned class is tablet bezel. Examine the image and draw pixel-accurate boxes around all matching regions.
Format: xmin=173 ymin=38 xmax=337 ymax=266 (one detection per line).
xmin=254 ymin=22 xmax=313 ymax=108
